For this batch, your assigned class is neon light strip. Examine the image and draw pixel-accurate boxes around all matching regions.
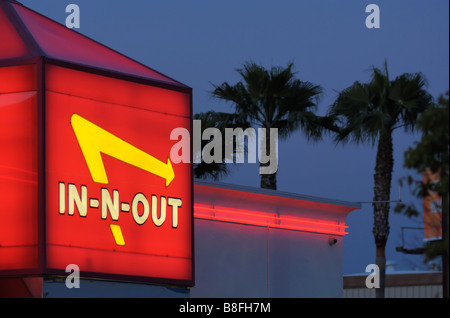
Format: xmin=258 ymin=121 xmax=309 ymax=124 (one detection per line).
xmin=194 ymin=204 xmax=348 ymax=236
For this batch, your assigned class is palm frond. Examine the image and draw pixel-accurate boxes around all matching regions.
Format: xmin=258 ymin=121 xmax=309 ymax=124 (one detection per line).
xmin=200 ymin=61 xmax=324 ymax=183
xmin=328 ymin=61 xmax=434 ymax=145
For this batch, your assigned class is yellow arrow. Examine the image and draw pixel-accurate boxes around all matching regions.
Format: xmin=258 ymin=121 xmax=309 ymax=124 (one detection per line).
xmin=71 ymin=114 xmax=175 ymax=187
xmin=110 ymin=224 xmax=125 ymax=246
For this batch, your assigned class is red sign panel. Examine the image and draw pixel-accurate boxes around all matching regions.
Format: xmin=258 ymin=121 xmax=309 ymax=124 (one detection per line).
xmin=44 ymin=65 xmax=193 ymax=285
xmin=0 ymin=64 xmax=39 ymax=272
xmin=0 ymin=61 xmax=193 ymax=285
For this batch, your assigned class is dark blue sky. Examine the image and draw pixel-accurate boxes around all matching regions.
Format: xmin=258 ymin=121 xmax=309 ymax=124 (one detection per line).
xmin=20 ymin=0 xmax=449 ymax=275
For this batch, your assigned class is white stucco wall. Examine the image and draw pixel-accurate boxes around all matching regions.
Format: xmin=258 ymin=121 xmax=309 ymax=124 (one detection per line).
xmin=191 ymin=218 xmax=344 ymax=298
xmin=190 ymin=181 xmax=359 ymax=298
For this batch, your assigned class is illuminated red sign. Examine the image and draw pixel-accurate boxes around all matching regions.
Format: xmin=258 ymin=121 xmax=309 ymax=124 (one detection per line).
xmin=44 ymin=65 xmax=193 ymax=285
xmin=0 ymin=62 xmax=193 ymax=285
xmin=0 ymin=1 xmax=193 ymax=285
xmin=0 ymin=0 xmax=194 ymax=285
xmin=0 ymin=64 xmax=39 ymax=273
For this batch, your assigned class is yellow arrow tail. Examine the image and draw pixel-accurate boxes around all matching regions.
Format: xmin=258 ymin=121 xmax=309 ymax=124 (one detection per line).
xmin=71 ymin=114 xmax=174 ymax=187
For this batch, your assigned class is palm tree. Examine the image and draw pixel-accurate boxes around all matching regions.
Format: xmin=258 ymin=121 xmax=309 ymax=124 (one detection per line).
xmin=193 ymin=110 xmax=249 ymax=181
xmin=203 ymin=61 xmax=322 ymax=189
xmin=326 ymin=61 xmax=434 ymax=297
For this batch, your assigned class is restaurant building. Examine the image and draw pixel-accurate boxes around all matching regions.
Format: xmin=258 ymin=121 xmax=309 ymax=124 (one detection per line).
xmin=0 ymin=0 xmax=360 ymax=298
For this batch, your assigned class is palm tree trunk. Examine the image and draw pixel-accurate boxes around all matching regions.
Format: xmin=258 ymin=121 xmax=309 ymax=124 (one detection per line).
xmin=372 ymin=132 xmax=394 ymax=298
xmin=260 ymin=165 xmax=277 ymax=189
xmin=441 ymin=163 xmax=449 ymax=298
xmin=260 ymin=126 xmax=277 ymax=190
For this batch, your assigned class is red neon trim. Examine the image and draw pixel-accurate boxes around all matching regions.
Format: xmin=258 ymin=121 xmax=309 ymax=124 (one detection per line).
xmin=194 ymin=205 xmax=348 ymax=236
xmin=194 ymin=204 xmax=347 ymax=229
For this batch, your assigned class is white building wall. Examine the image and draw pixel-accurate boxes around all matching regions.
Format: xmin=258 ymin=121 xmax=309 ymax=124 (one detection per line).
xmin=191 ymin=218 xmax=344 ymax=298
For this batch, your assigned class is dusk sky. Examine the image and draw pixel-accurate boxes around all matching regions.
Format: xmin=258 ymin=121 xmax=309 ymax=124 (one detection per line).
xmin=19 ymin=0 xmax=449 ymax=275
